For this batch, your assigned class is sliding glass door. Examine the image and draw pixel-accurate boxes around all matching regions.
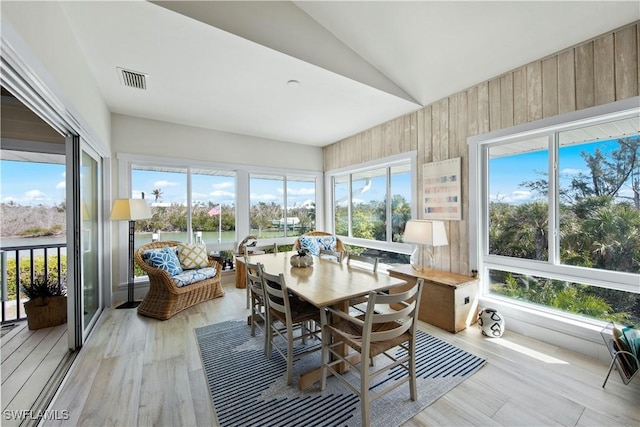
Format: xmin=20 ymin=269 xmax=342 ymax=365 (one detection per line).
xmin=67 ymin=136 xmax=103 ymax=348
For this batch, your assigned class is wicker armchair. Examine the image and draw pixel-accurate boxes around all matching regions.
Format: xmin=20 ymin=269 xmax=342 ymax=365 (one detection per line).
xmin=134 ymin=241 xmax=224 ymax=320
xmin=293 ymin=231 xmax=345 ymax=255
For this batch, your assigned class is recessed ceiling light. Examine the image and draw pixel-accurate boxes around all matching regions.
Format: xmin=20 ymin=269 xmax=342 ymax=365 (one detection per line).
xmin=287 ymin=79 xmax=301 ymax=87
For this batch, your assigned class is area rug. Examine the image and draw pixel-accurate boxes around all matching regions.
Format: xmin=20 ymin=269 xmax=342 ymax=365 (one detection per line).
xmin=195 ymin=320 xmax=485 ymax=427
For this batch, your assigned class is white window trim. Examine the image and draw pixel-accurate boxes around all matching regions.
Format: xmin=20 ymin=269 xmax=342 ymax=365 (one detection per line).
xmin=468 ymin=97 xmax=640 ymax=360
xmin=325 ymin=151 xmax=417 ymax=254
xmin=116 ymin=152 xmax=322 ymax=282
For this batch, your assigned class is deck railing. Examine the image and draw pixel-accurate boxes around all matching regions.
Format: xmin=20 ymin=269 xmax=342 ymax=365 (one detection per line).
xmin=0 ymin=243 xmax=67 ymax=323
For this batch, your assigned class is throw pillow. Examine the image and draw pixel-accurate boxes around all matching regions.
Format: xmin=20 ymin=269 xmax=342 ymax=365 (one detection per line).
xmin=177 ymin=243 xmax=210 ymax=269
xmin=298 ymin=236 xmax=320 ymax=256
xmin=143 ymin=246 xmax=183 ymax=276
xmin=316 ymin=235 xmax=337 ymax=251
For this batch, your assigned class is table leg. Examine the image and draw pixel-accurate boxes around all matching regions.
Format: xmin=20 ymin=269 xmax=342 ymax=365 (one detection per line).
xmin=298 ymin=299 xmax=356 ymax=390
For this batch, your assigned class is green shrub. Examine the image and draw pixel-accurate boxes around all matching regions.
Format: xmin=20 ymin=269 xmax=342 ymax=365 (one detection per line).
xmin=4 ymin=255 xmax=67 ymax=300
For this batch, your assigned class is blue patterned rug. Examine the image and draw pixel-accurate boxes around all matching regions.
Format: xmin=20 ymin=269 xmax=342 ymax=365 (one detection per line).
xmin=195 ymin=320 xmax=485 ymax=427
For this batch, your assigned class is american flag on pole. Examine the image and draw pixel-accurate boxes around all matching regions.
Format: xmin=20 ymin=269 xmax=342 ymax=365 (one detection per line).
xmin=207 ymin=205 xmax=221 ymax=216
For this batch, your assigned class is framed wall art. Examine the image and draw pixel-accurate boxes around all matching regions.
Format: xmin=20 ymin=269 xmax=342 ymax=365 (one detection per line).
xmin=423 ymin=157 xmax=462 ymax=220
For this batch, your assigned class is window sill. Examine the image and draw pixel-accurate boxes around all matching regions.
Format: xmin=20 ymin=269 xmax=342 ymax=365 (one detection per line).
xmin=478 ymin=295 xmax=610 ymax=362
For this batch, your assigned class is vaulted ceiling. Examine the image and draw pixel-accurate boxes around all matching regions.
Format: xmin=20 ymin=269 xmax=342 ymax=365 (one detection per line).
xmin=59 ymin=1 xmax=639 ymax=147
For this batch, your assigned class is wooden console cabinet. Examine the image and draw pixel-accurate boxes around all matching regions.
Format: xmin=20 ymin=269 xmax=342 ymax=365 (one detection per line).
xmin=388 ymin=265 xmax=479 ymax=333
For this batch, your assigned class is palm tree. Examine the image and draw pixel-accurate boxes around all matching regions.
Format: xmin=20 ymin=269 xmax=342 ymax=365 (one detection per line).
xmin=151 ymin=188 xmax=163 ymax=203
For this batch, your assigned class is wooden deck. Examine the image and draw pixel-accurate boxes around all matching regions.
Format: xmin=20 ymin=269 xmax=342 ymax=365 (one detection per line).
xmin=41 ymin=280 xmax=640 ymax=426
xmin=1 ymin=321 xmax=75 ymax=427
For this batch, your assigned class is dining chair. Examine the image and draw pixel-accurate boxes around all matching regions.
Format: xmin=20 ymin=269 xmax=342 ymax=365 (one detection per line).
xmin=244 ymin=242 xmax=278 ymax=308
xmin=346 ymin=252 xmax=380 ymax=311
xmin=319 ymin=278 xmax=424 ymax=427
xmin=261 ymin=269 xmax=322 ymax=385
xmin=319 ymin=248 xmax=343 ymax=262
xmin=245 ymin=261 xmax=269 ymax=355
xmin=346 ymin=253 xmax=378 ymax=273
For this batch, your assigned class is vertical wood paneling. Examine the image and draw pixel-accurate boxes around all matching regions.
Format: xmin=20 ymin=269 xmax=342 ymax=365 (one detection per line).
xmin=322 ymin=23 xmax=639 ymax=274
xmin=542 ymin=56 xmax=559 ymax=118
xmin=383 ymin=120 xmax=393 ymax=157
xmin=438 ymin=99 xmax=449 ymax=161
xmin=422 ymin=106 xmax=433 ymax=165
xmin=457 ymin=91 xmax=470 ymax=274
xmin=467 ymin=86 xmax=478 ymax=138
xmin=477 ymin=81 xmax=490 ymax=135
xmin=488 ymin=78 xmax=501 ymax=131
xmin=526 ymin=61 xmax=543 ymax=122
xmin=615 ymin=25 xmax=639 ymax=99
xmin=371 ymin=124 xmax=383 ymax=160
xmin=594 ymin=34 xmax=615 ymax=105
xmin=500 ymin=74 xmax=514 ymax=128
xmin=557 ymin=49 xmax=576 ymax=114
xmin=575 ymin=41 xmax=595 ymax=109
xmin=513 ymin=68 xmax=527 ymax=125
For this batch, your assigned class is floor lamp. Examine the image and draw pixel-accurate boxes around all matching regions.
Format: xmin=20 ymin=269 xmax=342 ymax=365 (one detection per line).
xmin=110 ymin=199 xmax=152 ymax=309
xmin=403 ymin=220 xmax=448 ymax=271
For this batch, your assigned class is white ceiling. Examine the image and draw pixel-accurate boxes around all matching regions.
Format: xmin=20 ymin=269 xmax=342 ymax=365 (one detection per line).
xmin=59 ymin=1 xmax=639 ymax=147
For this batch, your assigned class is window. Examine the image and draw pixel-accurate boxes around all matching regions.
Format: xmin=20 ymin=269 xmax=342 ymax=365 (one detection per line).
xmin=472 ymin=104 xmax=640 ymax=325
xmin=249 ymin=174 xmax=316 ymax=238
xmin=131 ymin=165 xmax=236 ymax=257
xmin=328 ymin=155 xmax=414 ymax=248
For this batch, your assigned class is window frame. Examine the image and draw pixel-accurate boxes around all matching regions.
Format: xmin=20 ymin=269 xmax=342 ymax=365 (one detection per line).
xmin=248 ymin=172 xmax=319 ymax=238
xmin=325 ymin=152 xmax=417 ymax=254
xmin=469 ymin=97 xmax=640 ymax=328
xmin=117 ymin=153 xmax=322 ymax=280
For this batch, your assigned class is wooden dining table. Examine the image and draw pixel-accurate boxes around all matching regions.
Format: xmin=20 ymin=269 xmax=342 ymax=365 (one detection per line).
xmin=246 ymin=251 xmax=408 ymax=389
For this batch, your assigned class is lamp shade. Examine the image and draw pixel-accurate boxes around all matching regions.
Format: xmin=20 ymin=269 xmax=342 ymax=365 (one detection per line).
xmin=403 ymin=220 xmax=448 ymax=247
xmin=110 ymin=199 xmax=152 ymax=221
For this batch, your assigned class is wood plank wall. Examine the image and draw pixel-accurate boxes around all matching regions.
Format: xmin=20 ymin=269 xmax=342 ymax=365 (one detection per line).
xmin=323 ymin=22 xmax=639 ymax=275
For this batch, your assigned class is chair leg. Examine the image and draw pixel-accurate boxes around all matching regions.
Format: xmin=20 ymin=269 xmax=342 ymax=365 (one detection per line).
xmin=409 ymin=341 xmax=417 ymax=401
xmin=266 ymin=319 xmax=273 ymax=358
xmin=320 ymin=327 xmax=329 ymax=391
xmin=246 ymin=286 xmax=250 ymax=309
xmin=360 ymin=356 xmax=370 ymax=427
xmin=286 ymin=326 xmax=294 ymax=385
xmin=250 ymin=298 xmax=256 ymax=337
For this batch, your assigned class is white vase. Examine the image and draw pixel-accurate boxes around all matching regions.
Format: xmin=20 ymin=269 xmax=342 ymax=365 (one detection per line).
xmin=478 ymin=308 xmax=505 ymax=338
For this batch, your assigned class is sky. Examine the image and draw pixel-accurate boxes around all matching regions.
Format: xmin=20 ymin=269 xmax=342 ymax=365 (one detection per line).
xmin=489 ymin=137 xmax=637 ymax=204
xmin=2 ymin=136 xmax=635 ymax=208
xmin=1 ymin=161 xmax=66 ymax=206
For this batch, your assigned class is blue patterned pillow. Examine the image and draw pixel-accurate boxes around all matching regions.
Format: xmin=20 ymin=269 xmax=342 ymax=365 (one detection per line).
xmin=298 ymin=236 xmax=320 ymax=256
xmin=316 ymin=235 xmax=337 ymax=251
xmin=172 ymin=267 xmax=217 ymax=287
xmin=142 ymin=246 xmax=183 ymax=276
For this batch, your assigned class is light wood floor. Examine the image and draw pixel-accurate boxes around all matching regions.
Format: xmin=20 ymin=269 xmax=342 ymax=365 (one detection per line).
xmin=1 ymin=321 xmax=75 ymax=427
xmin=43 ymin=281 xmax=639 ymax=426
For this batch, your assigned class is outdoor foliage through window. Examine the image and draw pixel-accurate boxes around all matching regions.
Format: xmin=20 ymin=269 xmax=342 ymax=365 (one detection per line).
xmin=332 ymin=161 xmax=412 ymax=244
xmin=485 ymin=114 xmax=640 ymax=324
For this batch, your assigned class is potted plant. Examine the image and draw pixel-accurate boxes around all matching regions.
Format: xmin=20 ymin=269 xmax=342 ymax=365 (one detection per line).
xmin=21 ymin=275 xmax=67 ymax=330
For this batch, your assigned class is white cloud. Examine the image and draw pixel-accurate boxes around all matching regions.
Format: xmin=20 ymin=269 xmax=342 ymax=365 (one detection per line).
xmin=490 ymin=190 xmax=534 ymax=204
xmin=56 ymin=181 xmax=65 ymax=189
xmin=560 ymin=168 xmax=584 ymax=175
xmin=25 ymin=189 xmax=47 ymax=201
xmin=210 ymin=190 xmax=235 ymax=198
xmin=212 ymin=182 xmax=233 ymax=190
xmin=287 ymin=187 xmax=315 ymax=196
xmin=250 ymin=193 xmax=279 ymax=203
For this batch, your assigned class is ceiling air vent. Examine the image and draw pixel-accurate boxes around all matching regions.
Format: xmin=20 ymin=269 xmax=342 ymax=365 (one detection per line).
xmin=117 ymin=67 xmax=147 ymax=90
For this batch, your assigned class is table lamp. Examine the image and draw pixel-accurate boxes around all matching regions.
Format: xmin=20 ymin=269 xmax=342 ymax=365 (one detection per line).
xmin=403 ymin=220 xmax=448 ymax=271
xmin=110 ymin=198 xmax=152 ymax=309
